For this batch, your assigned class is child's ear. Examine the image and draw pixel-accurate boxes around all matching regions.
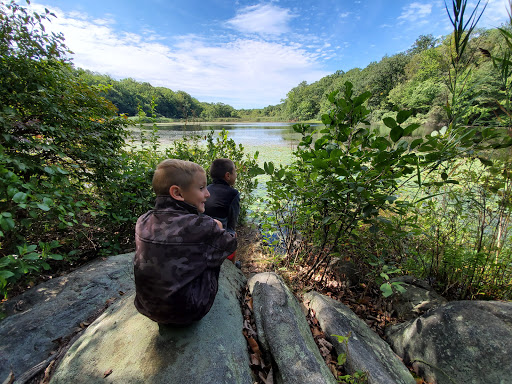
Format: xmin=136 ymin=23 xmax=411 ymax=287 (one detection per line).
xmin=224 ymin=171 xmax=231 ymax=181
xmin=169 ymin=185 xmax=184 ymax=201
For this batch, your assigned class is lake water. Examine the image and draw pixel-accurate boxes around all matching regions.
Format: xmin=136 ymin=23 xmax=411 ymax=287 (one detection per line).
xmin=127 ymin=122 xmax=314 ymax=149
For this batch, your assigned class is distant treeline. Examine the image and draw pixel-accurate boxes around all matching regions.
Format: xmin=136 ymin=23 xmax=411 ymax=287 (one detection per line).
xmin=80 ymin=27 xmax=509 ymax=125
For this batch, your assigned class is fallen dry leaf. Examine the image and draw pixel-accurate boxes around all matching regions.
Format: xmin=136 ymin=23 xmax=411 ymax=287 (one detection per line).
xmin=42 ymin=360 xmax=55 ymax=384
xmin=311 ymin=326 xmax=324 ymax=338
xmin=3 ymin=370 xmax=14 ymax=384
xmin=105 ymin=297 xmax=117 ymax=307
xmin=319 ymin=345 xmax=330 ymax=357
xmin=247 ymin=337 xmax=260 ymax=355
xmin=250 ymin=353 xmax=261 ymax=366
xmin=103 ymin=369 xmax=113 ymax=378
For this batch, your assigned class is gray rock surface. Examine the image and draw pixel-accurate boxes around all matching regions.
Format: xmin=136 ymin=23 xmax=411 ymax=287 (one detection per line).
xmin=248 ymin=272 xmax=337 ymax=384
xmin=304 ymin=291 xmax=416 ymax=384
xmin=390 ymin=277 xmax=447 ymax=320
xmin=50 ymin=261 xmax=253 ymax=384
xmin=0 ymin=252 xmax=134 ymax=381
xmin=386 ymin=300 xmax=512 ymax=384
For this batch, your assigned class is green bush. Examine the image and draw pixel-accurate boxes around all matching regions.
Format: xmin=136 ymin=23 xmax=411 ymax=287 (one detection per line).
xmin=0 ymin=1 xmax=128 ymax=296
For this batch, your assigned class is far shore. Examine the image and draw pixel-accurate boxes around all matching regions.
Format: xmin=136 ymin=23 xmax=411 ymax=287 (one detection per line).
xmin=127 ymin=120 xmax=321 ymax=127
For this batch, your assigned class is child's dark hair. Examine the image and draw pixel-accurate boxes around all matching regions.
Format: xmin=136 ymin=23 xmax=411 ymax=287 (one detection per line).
xmin=210 ymin=158 xmax=235 ymax=180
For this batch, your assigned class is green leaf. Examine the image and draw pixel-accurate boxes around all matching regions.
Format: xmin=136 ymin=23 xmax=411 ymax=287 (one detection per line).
xmin=314 ymin=136 xmax=329 ymax=150
xmin=396 ymin=110 xmax=413 ymax=124
xmin=390 ymin=127 xmax=404 ymax=142
xmin=44 ymin=166 xmax=55 ymax=175
xmin=0 ymin=271 xmax=15 ymax=279
xmin=321 ymin=114 xmax=332 ymax=125
xmin=23 ymin=253 xmax=40 ymax=261
xmin=380 ymin=283 xmax=393 ymax=297
xmin=12 ymin=192 xmax=28 ymax=203
xmin=383 ymin=117 xmax=397 ymax=129
xmin=372 ymin=137 xmax=391 ymax=151
xmin=403 ymin=123 xmax=420 ymax=136
xmin=394 ymin=283 xmax=406 ymax=293
xmin=26 ymin=244 xmax=37 ymax=252
xmin=37 ymin=203 xmax=51 ymax=211
xmin=410 ymin=138 xmax=423 ymax=150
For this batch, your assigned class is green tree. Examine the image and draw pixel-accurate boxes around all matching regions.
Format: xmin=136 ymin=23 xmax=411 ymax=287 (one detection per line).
xmin=363 ymin=53 xmax=410 ymax=109
xmin=0 ymin=0 xmax=127 ymax=296
xmin=407 ymin=34 xmax=439 ymax=55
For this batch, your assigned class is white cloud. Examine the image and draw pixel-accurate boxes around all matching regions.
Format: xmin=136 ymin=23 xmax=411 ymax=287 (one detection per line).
xmin=398 ymin=2 xmax=433 ymax=23
xmin=479 ymin=0 xmax=510 ymax=28
xmin=226 ymin=4 xmax=295 ymax=36
xmin=30 ymin=3 xmax=327 ymax=108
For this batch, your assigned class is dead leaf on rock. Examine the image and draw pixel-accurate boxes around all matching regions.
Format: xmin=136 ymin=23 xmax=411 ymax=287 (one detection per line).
xmin=320 ymin=345 xmax=330 ymax=357
xmin=3 ymin=370 xmax=14 ymax=384
xmin=42 ymin=360 xmax=55 ymax=384
xmin=103 ymin=369 xmax=113 ymax=378
xmin=247 ymin=337 xmax=260 ymax=355
xmin=311 ymin=326 xmax=324 ymax=338
xmin=259 ymin=368 xmax=274 ymax=384
xmin=105 ymin=297 xmax=117 ymax=307
xmin=318 ymin=337 xmax=333 ymax=350
xmin=250 ymin=353 xmax=261 ymax=366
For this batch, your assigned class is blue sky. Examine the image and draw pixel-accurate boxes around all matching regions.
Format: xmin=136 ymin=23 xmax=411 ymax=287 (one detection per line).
xmin=25 ymin=0 xmax=509 ymax=109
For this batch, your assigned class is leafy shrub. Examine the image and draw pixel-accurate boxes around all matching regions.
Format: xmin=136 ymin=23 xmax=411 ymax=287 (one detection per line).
xmin=0 ymin=1 xmax=128 ymax=296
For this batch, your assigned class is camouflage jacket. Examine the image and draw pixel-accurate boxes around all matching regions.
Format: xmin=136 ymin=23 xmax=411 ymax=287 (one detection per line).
xmin=133 ymin=196 xmax=237 ymax=325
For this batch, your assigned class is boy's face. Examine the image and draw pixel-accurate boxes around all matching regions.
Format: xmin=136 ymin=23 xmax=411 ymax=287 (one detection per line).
xmin=226 ymin=167 xmax=237 ymax=186
xmin=181 ymin=171 xmax=210 ymax=213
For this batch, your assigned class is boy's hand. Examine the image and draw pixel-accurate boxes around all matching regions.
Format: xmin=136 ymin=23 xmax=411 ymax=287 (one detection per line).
xmin=213 ymin=219 xmax=223 ymax=229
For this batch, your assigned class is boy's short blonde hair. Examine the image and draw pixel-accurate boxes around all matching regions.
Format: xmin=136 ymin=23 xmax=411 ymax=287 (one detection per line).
xmin=152 ymin=159 xmax=205 ymax=196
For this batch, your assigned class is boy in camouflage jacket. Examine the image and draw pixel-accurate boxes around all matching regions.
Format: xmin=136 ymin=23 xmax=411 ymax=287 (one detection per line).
xmin=134 ymin=159 xmax=237 ymax=325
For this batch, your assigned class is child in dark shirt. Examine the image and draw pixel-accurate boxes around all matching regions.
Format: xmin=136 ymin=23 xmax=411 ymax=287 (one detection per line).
xmin=204 ymin=159 xmax=240 ymax=266
xmin=133 ymin=159 xmax=237 ymax=326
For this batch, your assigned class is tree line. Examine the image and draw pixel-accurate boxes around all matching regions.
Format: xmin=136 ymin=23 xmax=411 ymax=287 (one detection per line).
xmin=80 ymin=27 xmax=510 ymax=128
xmin=78 ymin=70 xmax=239 ymax=120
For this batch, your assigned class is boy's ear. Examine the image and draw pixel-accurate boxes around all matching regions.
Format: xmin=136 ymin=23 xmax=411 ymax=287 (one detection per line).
xmin=169 ymin=185 xmax=184 ymax=201
xmin=224 ymin=171 xmax=231 ymax=181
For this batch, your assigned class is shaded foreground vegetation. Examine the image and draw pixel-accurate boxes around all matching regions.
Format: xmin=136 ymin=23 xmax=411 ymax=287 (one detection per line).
xmin=1 ymin=0 xmax=512 ymax=308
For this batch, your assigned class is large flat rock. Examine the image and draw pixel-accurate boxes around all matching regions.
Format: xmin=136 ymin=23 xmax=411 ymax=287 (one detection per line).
xmin=248 ymin=272 xmax=337 ymax=384
xmin=304 ymin=291 xmax=416 ymax=384
xmin=50 ymin=261 xmax=253 ymax=384
xmin=386 ymin=300 xmax=512 ymax=384
xmin=0 ymin=252 xmax=135 ymax=381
